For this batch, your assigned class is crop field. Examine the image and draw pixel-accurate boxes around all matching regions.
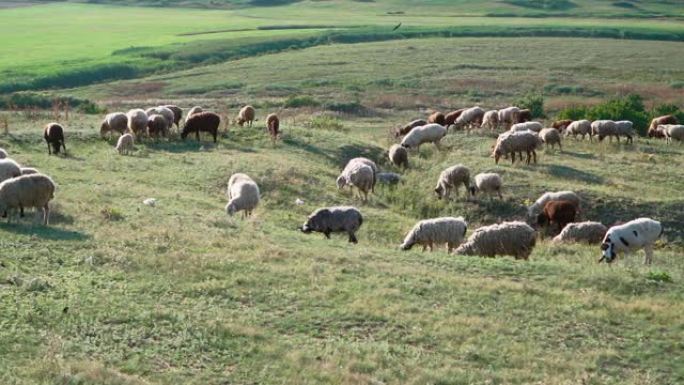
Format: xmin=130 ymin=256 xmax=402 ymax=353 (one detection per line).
xmin=1 ymin=0 xmax=684 ymax=384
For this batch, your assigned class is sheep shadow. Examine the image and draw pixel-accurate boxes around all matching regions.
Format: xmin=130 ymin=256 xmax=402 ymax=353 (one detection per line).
xmin=283 ymin=136 xmax=337 ymax=164
xmin=335 ymin=143 xmax=385 ymax=169
xmin=0 ymin=223 xmax=89 ymax=241
xmin=561 ymin=150 xmax=596 ymax=160
xmin=542 ymin=164 xmax=603 ymax=184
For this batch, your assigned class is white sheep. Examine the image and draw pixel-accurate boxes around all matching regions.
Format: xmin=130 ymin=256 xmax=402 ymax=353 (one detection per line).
xmin=600 ymin=218 xmax=663 ymax=264
xmin=453 ymin=106 xmax=485 ymax=130
xmin=0 ymin=148 xmax=8 ymax=159
xmin=565 ymin=120 xmax=592 ymax=141
xmin=116 ymin=133 xmax=134 ymax=155
xmin=498 ymin=106 xmax=520 ymax=128
xmin=454 ymin=221 xmax=536 ymax=260
xmin=388 ymin=144 xmax=408 ymax=168
xmin=538 ymin=127 xmax=562 ymax=150
xmin=658 ymin=124 xmax=684 ymax=144
xmin=126 ymin=109 xmax=148 ymax=136
xmin=481 ymin=110 xmax=499 ymax=130
xmin=0 ymin=173 xmax=56 ymax=225
xmin=469 ymin=172 xmax=503 ymax=200
xmin=491 ymin=130 xmax=541 ymax=164
xmin=614 ymin=120 xmax=635 ymax=144
xmin=400 ymin=123 xmax=447 ymax=150
xmin=552 ymin=221 xmax=607 ymax=244
xmin=0 ymin=158 xmax=21 ymax=183
xmin=336 ymin=162 xmax=375 ymax=201
xmin=185 ymin=106 xmax=203 ymax=123
xmin=400 ymin=217 xmax=468 ymax=252
xmin=591 ymin=120 xmax=618 ymax=142
xmin=527 ymin=191 xmax=581 ymax=221
xmin=510 ymin=121 xmax=543 ymax=133
xmin=434 ymin=164 xmax=470 ymax=200
xmin=100 ymin=112 xmax=128 ymax=138
xmin=225 ymin=173 xmax=260 ymax=218
xmin=145 ymin=106 xmax=175 ymax=130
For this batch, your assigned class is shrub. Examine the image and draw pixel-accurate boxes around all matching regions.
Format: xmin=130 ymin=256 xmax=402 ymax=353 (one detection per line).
xmin=0 ymin=92 xmax=104 ymax=114
xmin=650 ymin=104 xmax=684 ymax=123
xmin=324 ymin=101 xmax=367 ymax=115
xmin=283 ymin=95 xmax=320 ymax=108
xmin=307 ymin=115 xmax=345 ymax=131
xmin=515 ymin=92 xmax=545 ymax=118
xmin=556 ymin=105 xmax=589 ymax=121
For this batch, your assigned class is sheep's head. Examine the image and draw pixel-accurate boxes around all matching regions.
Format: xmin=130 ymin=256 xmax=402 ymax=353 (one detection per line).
xmin=536 ymin=213 xmax=549 ymax=227
xmin=336 ymin=176 xmax=347 ymax=190
xmin=99 ymin=122 xmax=108 ymax=137
xmin=468 ymin=185 xmax=477 ymax=197
xmin=236 ymin=117 xmax=246 ymax=127
xmin=599 ymin=237 xmax=617 ymax=263
xmin=434 ymin=185 xmax=444 ymax=199
xmin=225 ymin=202 xmax=237 ymax=216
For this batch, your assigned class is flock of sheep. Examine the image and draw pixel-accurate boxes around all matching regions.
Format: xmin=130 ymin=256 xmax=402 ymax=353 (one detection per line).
xmin=0 ymin=102 xmax=678 ymax=265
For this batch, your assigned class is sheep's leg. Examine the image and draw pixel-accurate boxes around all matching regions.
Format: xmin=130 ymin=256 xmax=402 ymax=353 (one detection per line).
xmin=196 ymin=130 xmax=200 ymax=142
xmin=47 ymin=142 xmax=52 ymax=155
xmin=348 ymin=232 xmax=358 ymax=244
xmin=323 ymin=231 xmax=331 ymax=239
xmin=644 ymin=245 xmax=653 ymax=265
xmin=497 ymin=189 xmax=503 ymax=200
xmin=532 ymin=150 xmax=537 ymax=164
xmin=447 ymin=242 xmax=454 ymax=253
xmin=422 ymin=245 xmax=427 ymax=252
xmin=43 ymin=204 xmax=50 ymax=225
xmin=62 ymin=141 xmax=67 ymax=154
xmin=428 ymin=242 xmax=433 ymax=252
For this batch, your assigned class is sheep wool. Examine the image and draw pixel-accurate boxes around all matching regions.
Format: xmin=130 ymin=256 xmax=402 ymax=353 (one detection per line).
xmin=481 ymin=110 xmax=499 ymax=129
xmin=471 ymin=172 xmax=503 ymax=199
xmin=163 ymin=105 xmax=183 ymax=128
xmin=528 ymin=190 xmax=581 ymax=220
xmin=453 ymin=106 xmax=485 ymax=130
xmin=376 ymin=172 xmax=401 ymax=185
xmin=614 ymin=120 xmax=635 ymax=144
xmin=492 ymin=130 xmax=540 ymax=164
xmin=498 ymin=106 xmax=520 ymax=127
xmin=454 ymin=221 xmax=536 ymax=260
xmin=225 ymin=173 xmax=260 ymax=218
xmin=337 ymin=158 xmax=376 ymax=200
xmin=538 ymin=127 xmax=562 ymax=150
xmin=600 ymin=218 xmax=662 ymax=264
xmin=185 ymin=106 xmax=203 ymax=123
xmin=434 ymin=164 xmax=470 ymax=200
xmin=400 ymin=123 xmax=447 ymax=150
xmin=0 ymin=173 xmax=56 ymax=225
xmin=565 ymin=120 xmax=592 ymax=140
xmin=388 ymin=144 xmax=408 ymax=168
xmin=659 ymin=124 xmax=684 ymax=144
xmin=0 ymin=148 xmax=7 ymax=159
xmin=552 ymin=221 xmax=607 ymax=244
xmin=127 ymin=109 xmax=148 ymax=136
xmin=100 ymin=112 xmax=128 ymax=137
xmin=237 ymin=105 xmax=256 ymax=127
xmin=400 ymin=217 xmax=467 ymax=252
xmin=510 ymin=121 xmax=543 ymax=133
xmin=591 ymin=120 xmax=618 ymax=142
xmin=116 ymin=133 xmax=134 ymax=155
xmin=396 ymin=119 xmax=427 ymax=137
xmin=20 ymin=167 xmax=39 ymax=175
xmin=300 ymin=206 xmax=363 ymax=243
xmin=0 ymin=158 xmax=21 ymax=183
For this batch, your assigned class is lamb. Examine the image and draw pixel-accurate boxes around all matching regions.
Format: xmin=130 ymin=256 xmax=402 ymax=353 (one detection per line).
xmin=538 ymin=127 xmax=562 ymax=150
xmin=388 ymin=144 xmax=408 ymax=169
xmin=146 ymin=114 xmax=168 ymax=137
xmin=400 ymin=217 xmax=467 ymax=252
xmin=44 ymin=123 xmax=66 ymax=155
xmin=515 ymin=109 xmax=532 ymax=123
xmin=491 ymin=130 xmax=540 ymax=165
xmin=396 ymin=119 xmax=427 ymax=137
xmin=444 ymin=109 xmax=466 ymax=127
xmin=454 ymin=221 xmax=536 ymax=260
xmin=599 ymin=218 xmax=663 ymax=264
xmin=185 ymin=106 xmax=203 ymax=123
xmin=181 ymin=111 xmax=220 ymax=143
xmin=481 ymin=110 xmax=499 ymax=129
xmin=100 ymin=112 xmax=128 ymax=138
xmin=225 ymin=173 xmax=260 ymax=218
xmin=163 ymin=105 xmax=183 ymax=128
xmin=116 ymin=133 xmax=134 ymax=155
xmin=127 ymin=109 xmax=148 ymax=136
xmin=376 ymin=172 xmax=401 ymax=186
xmin=300 ymin=206 xmax=363 ymax=243
xmin=552 ymin=119 xmax=573 ymax=133
xmin=20 ymin=167 xmax=39 ymax=175
xmin=527 ymin=190 xmax=581 ymax=221
xmin=510 ymin=121 xmax=543 ymax=133
xmin=337 ymin=158 xmax=376 ymax=201
xmin=236 ymin=105 xmax=256 ymax=127
xmin=498 ymin=106 xmax=521 ymax=128
xmin=0 ymin=148 xmax=7 ymax=159
xmin=552 ymin=221 xmax=607 ymax=244
xmin=400 ymin=123 xmax=447 ymax=150
xmin=614 ymin=120 xmax=635 ymax=144
xmin=648 ymin=115 xmax=677 ymax=138
xmin=536 ymin=200 xmax=577 ymax=233
xmin=591 ymin=120 xmax=619 ymax=142
xmin=565 ymin=120 xmax=592 ymax=141
xmin=0 ymin=173 xmax=55 ymax=225
xmin=453 ymin=106 xmax=485 ymax=130
xmin=266 ymin=113 xmax=280 ymax=143
xmin=469 ymin=172 xmax=503 ymax=200
xmin=659 ymin=124 xmax=684 ymax=144
xmin=427 ymin=111 xmax=446 ymax=126
xmin=434 ymin=164 xmax=470 ymax=200
xmin=0 ymin=158 xmax=21 ymax=183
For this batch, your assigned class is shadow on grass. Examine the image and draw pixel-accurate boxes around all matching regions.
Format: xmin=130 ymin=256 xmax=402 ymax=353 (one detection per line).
xmin=543 ymin=164 xmax=603 ymax=184
xmin=0 ymin=223 xmax=89 ymax=241
xmin=335 ymin=143 xmax=385 ymax=169
xmin=282 ymin=136 xmax=337 ymax=163
xmin=561 ymin=150 xmax=596 ymax=160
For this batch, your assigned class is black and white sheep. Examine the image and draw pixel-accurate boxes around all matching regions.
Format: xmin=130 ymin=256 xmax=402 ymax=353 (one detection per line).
xmin=434 ymin=164 xmax=470 ymax=200
xmin=300 ymin=206 xmax=363 ymax=243
xmin=0 ymin=173 xmax=56 ymax=225
xmin=44 ymin=123 xmax=66 ymax=155
xmin=454 ymin=221 xmax=536 ymax=260
xmin=400 ymin=217 xmax=467 ymax=252
xmin=599 ymin=218 xmax=663 ymax=264
xmin=225 ymin=173 xmax=260 ymax=218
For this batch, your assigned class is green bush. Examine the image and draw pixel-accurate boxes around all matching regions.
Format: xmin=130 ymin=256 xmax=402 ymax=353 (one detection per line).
xmin=283 ymin=95 xmax=320 ymax=108
xmin=0 ymin=92 xmax=104 ymax=114
xmin=515 ymin=92 xmax=545 ymax=118
xmin=307 ymin=115 xmax=345 ymax=131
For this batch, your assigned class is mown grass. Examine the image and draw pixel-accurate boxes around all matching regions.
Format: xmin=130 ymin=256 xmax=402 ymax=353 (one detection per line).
xmin=0 ymin=110 xmax=682 ymax=384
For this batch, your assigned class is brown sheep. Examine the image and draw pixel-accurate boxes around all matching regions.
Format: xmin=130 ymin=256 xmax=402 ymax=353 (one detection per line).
xmin=444 ymin=109 xmax=466 ymax=126
xmin=164 ymin=105 xmax=183 ymax=128
xmin=648 ymin=115 xmax=678 ymax=138
xmin=515 ymin=109 xmax=532 ymax=123
xmin=552 ymin=119 xmax=573 ymax=133
xmin=427 ymin=111 xmax=446 ymax=126
xmin=537 ymin=200 xmax=577 ymax=234
xmin=236 ymin=105 xmax=256 ymax=127
xmin=396 ymin=119 xmax=427 ymax=137
xmin=43 ymin=123 xmax=66 ymax=155
xmin=266 ymin=113 xmax=280 ymax=143
xmin=182 ymin=112 xmax=220 ymax=143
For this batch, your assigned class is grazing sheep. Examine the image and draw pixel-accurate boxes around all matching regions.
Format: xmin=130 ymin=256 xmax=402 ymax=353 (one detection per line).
xmin=127 ymin=109 xmax=148 ymax=136
xmin=659 ymin=124 xmax=684 ymax=144
xmin=444 ymin=109 xmax=466 ymax=127
xmin=454 ymin=221 xmax=536 ymax=260
xmin=338 ymin=157 xmax=378 ymax=190
xmin=0 ymin=173 xmax=55 ymax=225
xmin=300 ymin=206 xmax=363 ymax=243
xmin=400 ymin=217 xmax=467 ymax=252
xmin=181 ymin=112 xmax=220 ymax=143
xmin=434 ymin=164 xmax=470 ymax=200
xmin=552 ymin=119 xmax=573 ymax=133
xmin=0 ymin=148 xmax=7 ymax=159
xmin=648 ymin=115 xmax=677 ymax=138
xmin=427 ymin=111 xmax=446 ymax=126
xmin=591 ymin=120 xmax=619 ymax=142
xmin=20 ymin=167 xmax=39 ymax=175
xmin=163 ymin=105 xmax=183 ymax=128
xmin=498 ymin=106 xmax=521 ymax=128
xmin=100 ymin=112 xmax=128 ymax=138
xmin=44 ymin=123 xmax=66 ymax=155
xmin=469 ymin=172 xmax=503 ymax=200
xmin=266 ymin=113 xmax=280 ymax=143
xmin=552 ymin=221 xmax=607 ymax=245
xmin=0 ymin=158 xmax=21 ymax=183
xmin=185 ymin=106 xmax=203 ymax=123
xmin=146 ymin=114 xmax=168 ymax=138
xmin=236 ymin=105 xmax=256 ymax=127
xmin=527 ymin=190 xmax=581 ymax=221
xmin=491 ymin=130 xmax=541 ymax=165
xmin=510 ymin=121 xmax=543 ymax=133
xmin=515 ymin=109 xmax=532 ymax=123
xmin=388 ymin=144 xmax=408 ymax=169
xmin=599 ymin=218 xmax=663 ymax=264
xmin=146 ymin=106 xmax=175 ymax=130
xmin=116 ymin=133 xmax=134 ymax=155
xmin=453 ymin=106 xmax=485 ymax=130
xmin=376 ymin=172 xmax=401 ymax=186
xmin=225 ymin=173 xmax=260 ymax=218
xmin=536 ymin=200 xmax=577 ymax=233
xmin=337 ymin=158 xmax=376 ymax=201
xmin=396 ymin=119 xmax=427 ymax=137
xmin=538 ymin=127 xmax=562 ymax=150
xmin=565 ymin=120 xmax=592 ymax=141
xmin=400 ymin=123 xmax=447 ymax=150
xmin=615 ymin=120 xmax=635 ymax=144
xmin=481 ymin=110 xmax=499 ymax=130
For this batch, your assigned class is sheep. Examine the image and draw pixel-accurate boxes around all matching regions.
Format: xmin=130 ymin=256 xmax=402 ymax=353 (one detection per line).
xmin=444 ymin=109 xmax=466 ymax=127
xmin=146 ymin=114 xmax=168 ymax=138
xmin=145 ymin=106 xmax=175 ymax=130
xmin=388 ymin=144 xmax=408 ymax=169
xmin=552 ymin=221 xmax=607 ymax=245
xmin=337 ymin=157 xmax=378 ymax=191
xmin=163 ymin=105 xmax=183 ymax=128
xmin=185 ymin=106 xmax=203 ymax=124
xmin=469 ymin=172 xmax=503 ymax=200
xmin=648 ymin=115 xmax=677 ymax=138
xmin=20 ymin=167 xmax=39 ymax=175
xmin=266 ymin=113 xmax=280 ymax=143
xmin=427 ymin=111 xmax=446 ymax=126
xmin=337 ymin=159 xmax=376 ymax=201
xmin=510 ymin=121 xmax=543 ymax=133
xmin=434 ymin=164 xmax=470 ymax=200
xmin=0 ymin=158 xmax=21 ymax=183
xmin=453 ymin=106 xmax=485 ymax=130
xmin=236 ymin=105 xmax=256 ymax=127
xmin=536 ymin=200 xmax=577 ymax=233
xmin=0 ymin=148 xmax=7 ymax=159
xmin=300 ymin=206 xmax=363 ymax=243
xmin=225 ymin=173 xmax=260 ymax=218
xmin=515 ymin=109 xmax=532 ymax=123
xmin=116 ymin=133 xmax=134 ymax=155
xmin=127 ymin=109 xmax=148 ymax=136
xmin=481 ymin=110 xmax=499 ymax=130
xmin=44 ymin=123 xmax=66 ymax=155
xmin=454 ymin=221 xmax=536 ymax=260
xmin=591 ymin=120 xmax=619 ymax=142
xmin=599 ymin=218 xmax=663 ymax=264
xmin=498 ymin=106 xmax=521 ymax=128
xmin=538 ymin=127 xmax=562 ymax=150
xmin=0 ymin=173 xmax=55 ymax=225
xmin=552 ymin=119 xmax=573 ymax=133
xmin=400 ymin=123 xmax=447 ymax=150
xmin=181 ymin=112 xmax=220 ymax=143
xmin=376 ymin=172 xmax=401 ymax=186
xmin=527 ymin=190 xmax=581 ymax=222
xmin=615 ymin=120 xmax=635 ymax=144
xmin=565 ymin=120 xmax=592 ymax=141
xmin=396 ymin=119 xmax=427 ymax=137
xmin=100 ymin=112 xmax=128 ymax=138
xmin=491 ymin=130 xmax=540 ymax=165
xmin=659 ymin=124 xmax=684 ymax=144
xmin=400 ymin=217 xmax=467 ymax=252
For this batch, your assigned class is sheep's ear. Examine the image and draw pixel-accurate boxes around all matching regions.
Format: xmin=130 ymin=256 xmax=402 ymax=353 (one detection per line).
xmin=600 ymin=243 xmax=609 ymax=251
